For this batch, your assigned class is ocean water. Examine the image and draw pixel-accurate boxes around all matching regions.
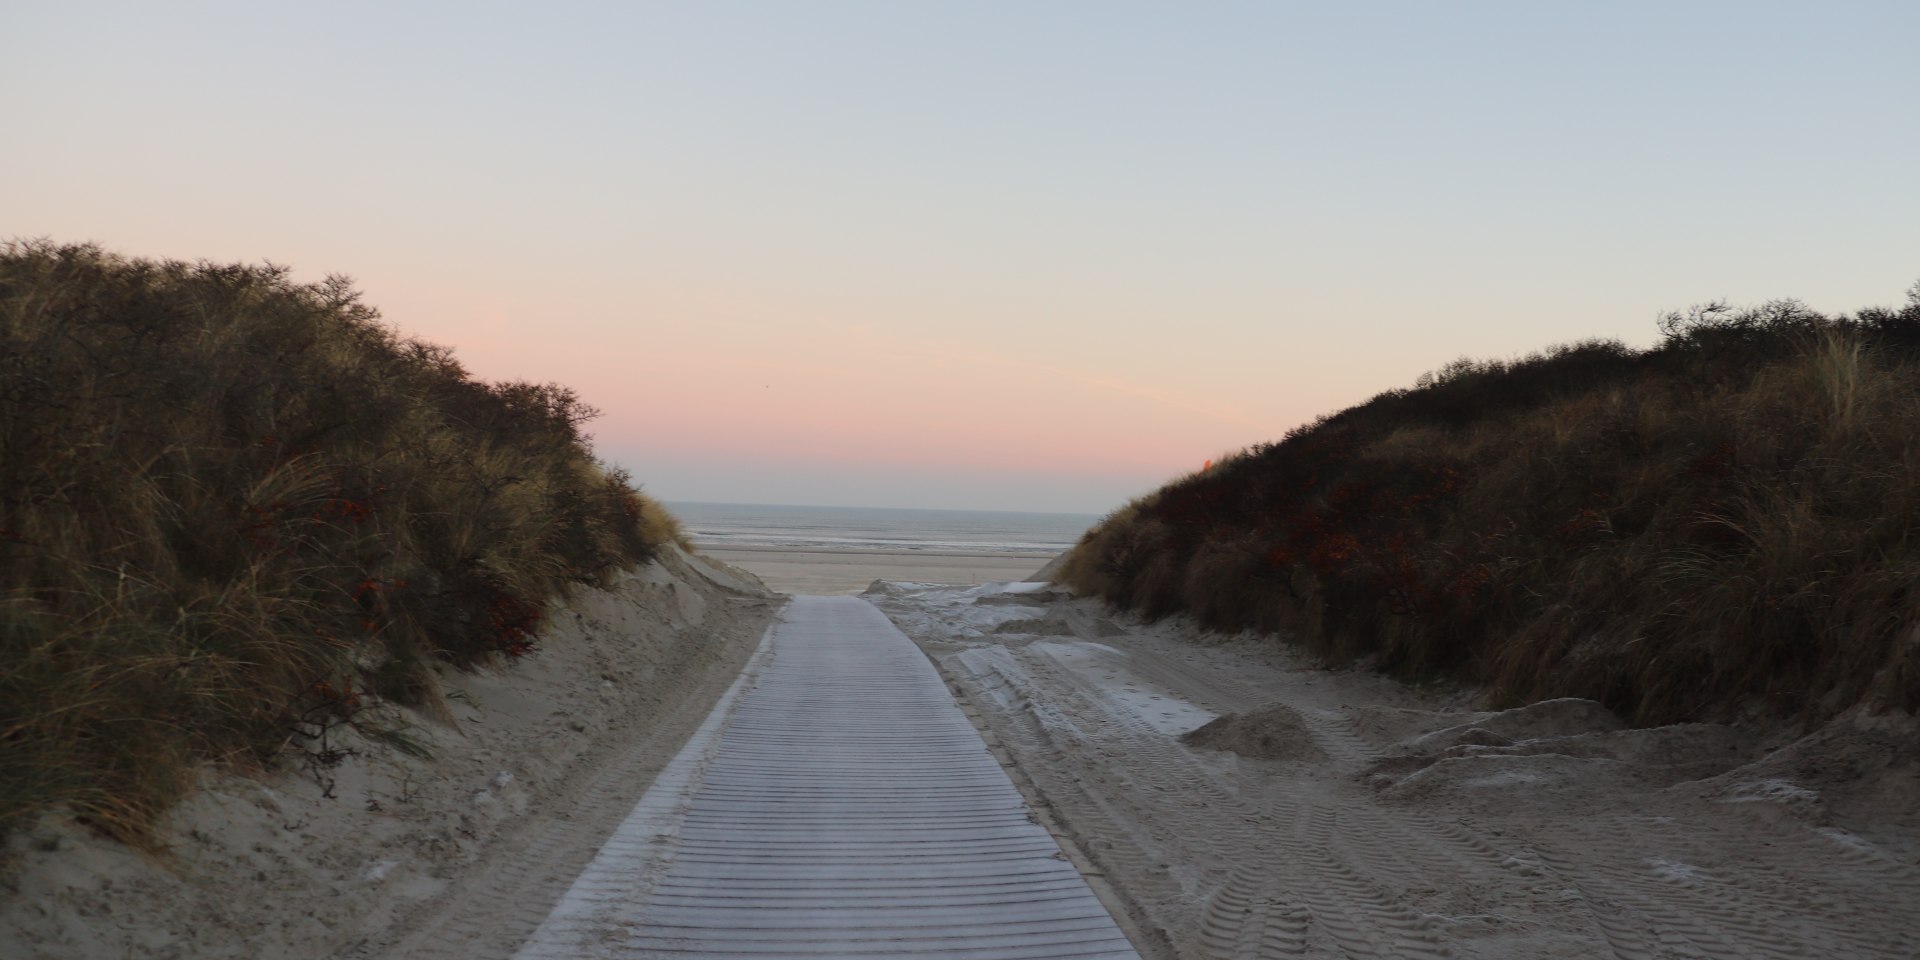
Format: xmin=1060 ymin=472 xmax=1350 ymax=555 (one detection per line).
xmin=666 ymin=502 xmax=1101 ymax=556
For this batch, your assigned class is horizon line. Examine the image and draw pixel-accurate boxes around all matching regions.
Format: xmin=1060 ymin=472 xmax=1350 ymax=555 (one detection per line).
xmin=662 ymin=499 xmax=1108 ymax=518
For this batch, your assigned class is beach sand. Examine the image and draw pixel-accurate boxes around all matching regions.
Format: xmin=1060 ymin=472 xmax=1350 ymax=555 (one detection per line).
xmin=14 ymin=552 xmax=1917 ymax=960
xmin=867 ymin=579 xmax=1920 ymax=959
xmin=695 ymin=544 xmax=1052 ymax=595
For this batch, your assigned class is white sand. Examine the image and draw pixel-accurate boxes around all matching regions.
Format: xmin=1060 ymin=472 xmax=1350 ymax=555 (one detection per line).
xmin=867 ymin=578 xmax=1920 ymax=959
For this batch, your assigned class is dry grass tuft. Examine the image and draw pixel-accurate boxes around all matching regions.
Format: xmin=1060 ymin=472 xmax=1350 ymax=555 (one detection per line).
xmin=0 ymin=241 xmax=679 ymax=844
xmin=1061 ymin=286 xmax=1920 ymax=726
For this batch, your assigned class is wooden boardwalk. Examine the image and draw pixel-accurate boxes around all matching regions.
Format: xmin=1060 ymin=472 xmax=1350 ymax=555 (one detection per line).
xmin=515 ymin=595 xmax=1138 ymax=959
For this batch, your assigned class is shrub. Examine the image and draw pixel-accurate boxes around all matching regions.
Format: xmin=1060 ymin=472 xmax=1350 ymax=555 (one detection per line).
xmin=0 ymin=241 xmax=676 ymax=843
xmin=1061 ymin=284 xmax=1920 ymax=725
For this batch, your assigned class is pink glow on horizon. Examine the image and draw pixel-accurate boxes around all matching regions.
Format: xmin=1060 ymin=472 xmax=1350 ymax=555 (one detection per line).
xmin=382 ymin=283 xmax=1308 ymax=488
xmin=6 ymin=3 xmax=1913 ymax=511
xmin=450 ymin=327 xmax=1281 ymax=477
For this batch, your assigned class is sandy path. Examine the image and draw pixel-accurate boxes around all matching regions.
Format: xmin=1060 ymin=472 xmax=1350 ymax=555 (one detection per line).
xmin=514 ymin=595 xmax=1138 ymax=958
xmin=869 ymin=580 xmax=1920 ymax=960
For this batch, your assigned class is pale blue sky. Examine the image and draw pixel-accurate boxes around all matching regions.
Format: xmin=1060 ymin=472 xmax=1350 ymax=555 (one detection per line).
xmin=5 ymin=2 xmax=1916 ymax=511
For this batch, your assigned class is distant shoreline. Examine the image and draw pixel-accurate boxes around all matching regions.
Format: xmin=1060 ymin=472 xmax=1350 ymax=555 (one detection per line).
xmin=695 ymin=543 xmax=1055 ymax=595
xmin=691 ymin=542 xmax=1054 ymax=560
xmin=667 ymin=500 xmax=1102 ymax=520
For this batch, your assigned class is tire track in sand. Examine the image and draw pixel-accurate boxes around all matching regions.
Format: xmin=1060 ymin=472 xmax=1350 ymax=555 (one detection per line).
xmin=957 ymin=643 xmax=1475 ymax=959
xmin=886 ymin=585 xmax=1920 ymax=960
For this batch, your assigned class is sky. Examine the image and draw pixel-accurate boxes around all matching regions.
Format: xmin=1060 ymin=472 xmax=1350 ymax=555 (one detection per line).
xmin=5 ymin=2 xmax=1916 ymax=513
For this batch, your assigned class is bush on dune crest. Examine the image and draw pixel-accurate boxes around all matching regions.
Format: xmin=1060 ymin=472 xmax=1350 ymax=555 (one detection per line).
xmin=0 ymin=241 xmax=681 ymax=844
xmin=1061 ymin=285 xmax=1920 ymax=726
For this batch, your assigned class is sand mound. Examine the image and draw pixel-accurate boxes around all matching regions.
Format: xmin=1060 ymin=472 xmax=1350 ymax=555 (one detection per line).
xmin=992 ymin=618 xmax=1076 ymax=636
xmin=1367 ymin=697 xmax=1756 ymax=803
xmin=1401 ymin=697 xmax=1623 ymax=753
xmin=1380 ymin=752 xmax=1632 ymax=804
xmin=1343 ymin=704 xmax=1465 ymax=745
xmin=1182 ymin=704 xmax=1326 ymax=762
xmin=975 ymin=591 xmax=1069 ymax=606
xmin=1708 ymin=711 xmax=1920 ymax=796
xmin=1691 ymin=711 xmax=1920 ymax=854
xmin=1376 ymin=724 xmax=1756 ymax=803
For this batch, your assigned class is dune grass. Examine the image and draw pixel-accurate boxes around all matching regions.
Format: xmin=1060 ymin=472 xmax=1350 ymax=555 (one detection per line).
xmin=0 ymin=241 xmax=678 ymax=844
xmin=1061 ymin=286 xmax=1920 ymax=726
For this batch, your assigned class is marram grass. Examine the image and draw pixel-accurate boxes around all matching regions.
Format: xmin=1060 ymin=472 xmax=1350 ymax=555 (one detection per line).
xmin=1061 ymin=288 xmax=1920 ymax=726
xmin=0 ymin=241 xmax=677 ymax=845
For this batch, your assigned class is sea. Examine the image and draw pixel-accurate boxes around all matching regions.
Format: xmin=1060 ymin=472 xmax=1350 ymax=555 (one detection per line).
xmin=666 ymin=502 xmax=1102 ymax=557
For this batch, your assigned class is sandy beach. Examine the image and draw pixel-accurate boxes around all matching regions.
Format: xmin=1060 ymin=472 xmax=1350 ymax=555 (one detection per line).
xmin=696 ymin=544 xmax=1052 ymax=595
